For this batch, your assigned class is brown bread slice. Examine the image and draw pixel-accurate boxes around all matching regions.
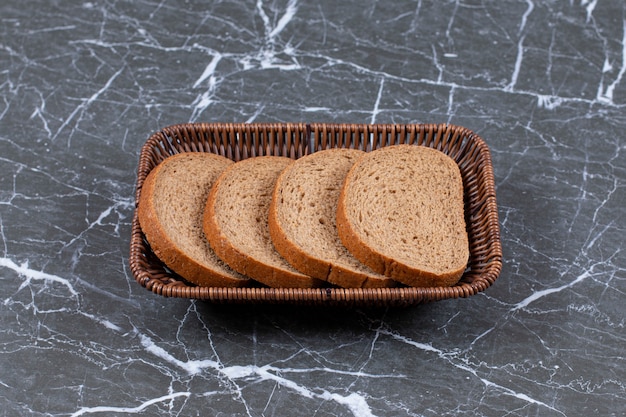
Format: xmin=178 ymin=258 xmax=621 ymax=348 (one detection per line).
xmin=204 ymin=156 xmax=324 ymax=288
xmin=137 ymin=152 xmax=251 ymax=287
xmin=269 ymin=149 xmax=397 ymax=288
xmin=336 ymin=145 xmax=469 ymax=287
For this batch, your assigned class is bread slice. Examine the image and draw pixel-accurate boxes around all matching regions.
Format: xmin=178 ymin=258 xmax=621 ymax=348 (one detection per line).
xmin=204 ymin=156 xmax=324 ymax=288
xmin=269 ymin=149 xmax=397 ymax=288
xmin=137 ymin=152 xmax=251 ymax=287
xmin=336 ymin=145 xmax=469 ymax=287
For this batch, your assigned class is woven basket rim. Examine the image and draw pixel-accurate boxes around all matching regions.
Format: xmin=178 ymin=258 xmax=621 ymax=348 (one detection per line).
xmin=129 ymin=122 xmax=502 ymax=307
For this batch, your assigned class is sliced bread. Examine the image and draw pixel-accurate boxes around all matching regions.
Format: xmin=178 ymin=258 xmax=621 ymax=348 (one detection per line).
xmin=269 ymin=148 xmax=397 ymax=288
xmin=137 ymin=152 xmax=251 ymax=287
xmin=204 ymin=156 xmax=324 ymax=288
xmin=336 ymin=145 xmax=469 ymax=287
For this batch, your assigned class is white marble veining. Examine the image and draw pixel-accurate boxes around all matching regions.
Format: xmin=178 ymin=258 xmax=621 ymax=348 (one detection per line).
xmin=1 ymin=0 xmax=625 ymax=416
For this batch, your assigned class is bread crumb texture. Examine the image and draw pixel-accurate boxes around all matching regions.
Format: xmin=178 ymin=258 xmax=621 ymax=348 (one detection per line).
xmin=138 ymin=153 xmax=249 ymax=287
xmin=205 ymin=156 xmax=323 ymax=288
xmin=270 ymin=148 xmax=396 ymax=288
xmin=337 ymin=145 xmax=469 ymax=287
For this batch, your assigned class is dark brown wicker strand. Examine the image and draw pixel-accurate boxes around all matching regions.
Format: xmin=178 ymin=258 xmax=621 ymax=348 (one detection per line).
xmin=129 ymin=123 xmax=502 ymax=306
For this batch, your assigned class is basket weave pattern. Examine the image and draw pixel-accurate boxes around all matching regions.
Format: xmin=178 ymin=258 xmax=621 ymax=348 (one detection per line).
xmin=130 ymin=123 xmax=502 ymax=306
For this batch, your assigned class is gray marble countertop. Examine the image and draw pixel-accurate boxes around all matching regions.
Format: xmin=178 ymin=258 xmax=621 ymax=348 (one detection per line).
xmin=1 ymin=1 xmax=624 ymax=416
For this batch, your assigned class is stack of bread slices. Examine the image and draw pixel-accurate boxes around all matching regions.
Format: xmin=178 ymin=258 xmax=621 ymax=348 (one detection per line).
xmin=137 ymin=145 xmax=469 ymax=289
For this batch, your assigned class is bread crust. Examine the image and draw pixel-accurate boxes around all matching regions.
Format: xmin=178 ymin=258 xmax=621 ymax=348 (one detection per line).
xmin=336 ymin=145 xmax=469 ymax=287
xmin=269 ymin=149 xmax=397 ymax=288
xmin=137 ymin=153 xmax=251 ymax=287
xmin=203 ymin=157 xmax=324 ymax=288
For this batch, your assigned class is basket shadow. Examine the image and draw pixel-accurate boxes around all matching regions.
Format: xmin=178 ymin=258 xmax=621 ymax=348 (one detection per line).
xmin=192 ymin=299 xmax=438 ymax=336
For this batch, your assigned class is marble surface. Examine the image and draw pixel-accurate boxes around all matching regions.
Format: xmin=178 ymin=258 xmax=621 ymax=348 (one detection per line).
xmin=1 ymin=0 xmax=624 ymax=416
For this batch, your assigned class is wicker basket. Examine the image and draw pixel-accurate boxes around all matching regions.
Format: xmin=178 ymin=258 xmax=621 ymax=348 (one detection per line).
xmin=129 ymin=123 xmax=502 ymax=307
